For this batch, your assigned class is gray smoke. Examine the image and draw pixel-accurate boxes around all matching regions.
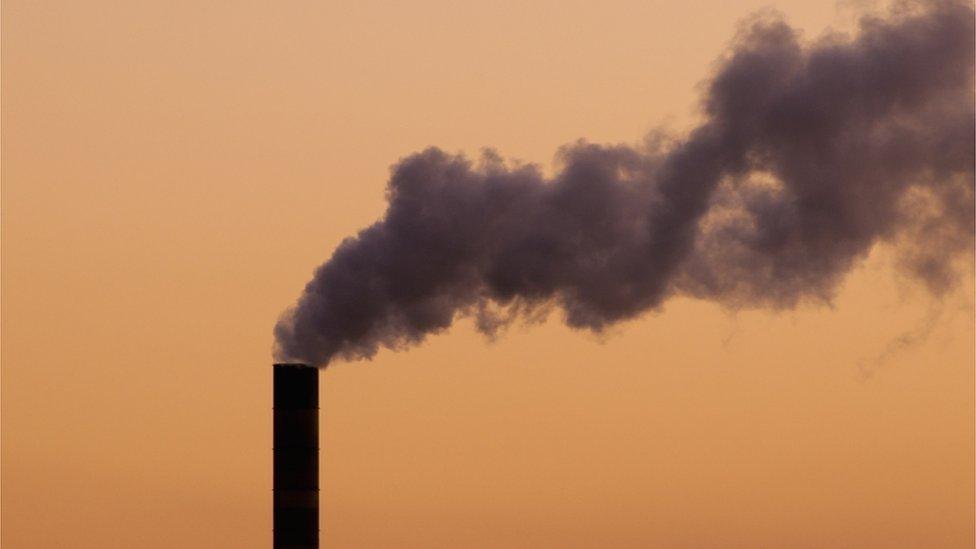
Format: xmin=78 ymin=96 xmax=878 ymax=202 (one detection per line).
xmin=274 ymin=0 xmax=974 ymax=367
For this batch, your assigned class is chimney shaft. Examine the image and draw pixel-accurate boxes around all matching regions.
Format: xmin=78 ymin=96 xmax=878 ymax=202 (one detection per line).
xmin=273 ymin=363 xmax=319 ymax=549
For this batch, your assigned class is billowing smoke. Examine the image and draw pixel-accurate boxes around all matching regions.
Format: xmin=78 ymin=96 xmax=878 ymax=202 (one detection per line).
xmin=275 ymin=1 xmax=974 ymax=367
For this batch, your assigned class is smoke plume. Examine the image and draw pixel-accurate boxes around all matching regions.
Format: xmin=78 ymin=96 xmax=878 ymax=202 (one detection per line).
xmin=275 ymin=1 xmax=974 ymax=367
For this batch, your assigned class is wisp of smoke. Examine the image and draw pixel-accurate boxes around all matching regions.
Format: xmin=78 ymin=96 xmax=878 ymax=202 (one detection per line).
xmin=275 ymin=1 xmax=974 ymax=367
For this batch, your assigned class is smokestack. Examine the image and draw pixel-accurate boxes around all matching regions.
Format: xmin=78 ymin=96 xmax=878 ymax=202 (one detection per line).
xmin=273 ymin=363 xmax=318 ymax=549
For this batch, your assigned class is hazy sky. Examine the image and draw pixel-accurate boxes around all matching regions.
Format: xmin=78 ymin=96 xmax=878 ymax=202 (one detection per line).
xmin=3 ymin=1 xmax=973 ymax=548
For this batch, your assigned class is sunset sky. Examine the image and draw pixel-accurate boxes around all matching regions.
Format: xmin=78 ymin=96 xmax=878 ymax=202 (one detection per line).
xmin=3 ymin=1 xmax=973 ymax=548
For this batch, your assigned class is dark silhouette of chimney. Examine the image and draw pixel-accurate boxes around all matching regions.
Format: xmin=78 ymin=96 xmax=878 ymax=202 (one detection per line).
xmin=273 ymin=363 xmax=318 ymax=548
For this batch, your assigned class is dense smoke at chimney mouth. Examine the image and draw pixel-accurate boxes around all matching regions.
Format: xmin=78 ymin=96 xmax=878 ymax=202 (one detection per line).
xmin=274 ymin=1 xmax=975 ymax=367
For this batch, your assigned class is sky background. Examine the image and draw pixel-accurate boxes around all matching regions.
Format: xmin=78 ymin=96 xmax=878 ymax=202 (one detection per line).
xmin=2 ymin=1 xmax=973 ymax=547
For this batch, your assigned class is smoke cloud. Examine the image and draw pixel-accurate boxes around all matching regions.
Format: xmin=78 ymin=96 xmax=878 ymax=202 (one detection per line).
xmin=275 ymin=1 xmax=974 ymax=367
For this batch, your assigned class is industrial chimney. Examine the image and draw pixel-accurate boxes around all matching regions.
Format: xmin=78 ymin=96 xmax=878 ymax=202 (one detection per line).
xmin=273 ymin=363 xmax=319 ymax=548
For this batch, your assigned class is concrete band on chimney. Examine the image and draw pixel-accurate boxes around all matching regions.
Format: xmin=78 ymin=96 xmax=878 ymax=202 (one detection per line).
xmin=273 ymin=363 xmax=319 ymax=549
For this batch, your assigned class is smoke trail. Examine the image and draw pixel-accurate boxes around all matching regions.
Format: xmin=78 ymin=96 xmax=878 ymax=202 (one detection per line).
xmin=275 ymin=1 xmax=974 ymax=367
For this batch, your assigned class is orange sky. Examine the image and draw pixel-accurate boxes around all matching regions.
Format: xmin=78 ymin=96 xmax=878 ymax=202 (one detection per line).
xmin=2 ymin=1 xmax=973 ymax=547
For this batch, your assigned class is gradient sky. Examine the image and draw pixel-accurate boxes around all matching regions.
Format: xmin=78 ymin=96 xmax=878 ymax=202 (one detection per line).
xmin=2 ymin=1 xmax=973 ymax=548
